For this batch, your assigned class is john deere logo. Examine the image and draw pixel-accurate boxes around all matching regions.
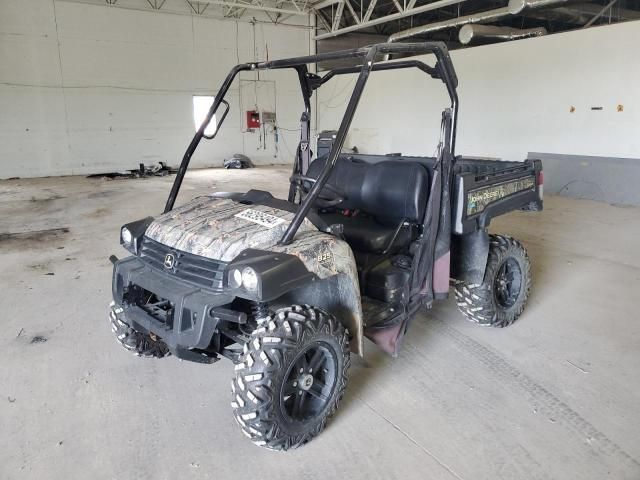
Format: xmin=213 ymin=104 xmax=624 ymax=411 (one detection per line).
xmin=164 ymin=253 xmax=176 ymax=269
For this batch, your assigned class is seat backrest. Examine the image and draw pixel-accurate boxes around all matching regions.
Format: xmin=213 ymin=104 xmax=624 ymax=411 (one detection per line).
xmin=306 ymin=155 xmax=429 ymax=223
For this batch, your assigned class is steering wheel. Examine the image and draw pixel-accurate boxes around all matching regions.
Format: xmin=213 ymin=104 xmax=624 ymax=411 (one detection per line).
xmin=290 ymin=174 xmax=345 ymax=208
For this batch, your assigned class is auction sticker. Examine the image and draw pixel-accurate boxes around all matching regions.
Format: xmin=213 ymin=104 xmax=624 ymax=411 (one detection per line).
xmin=235 ymin=209 xmax=286 ymax=228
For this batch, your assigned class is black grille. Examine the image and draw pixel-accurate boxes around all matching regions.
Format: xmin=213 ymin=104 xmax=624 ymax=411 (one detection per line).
xmin=139 ymin=237 xmax=227 ymax=291
xmin=125 ymin=284 xmax=175 ymax=328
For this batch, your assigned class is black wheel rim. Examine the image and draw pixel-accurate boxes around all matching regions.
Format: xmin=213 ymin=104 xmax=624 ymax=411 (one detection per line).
xmin=280 ymin=342 xmax=337 ymax=423
xmin=494 ymin=258 xmax=522 ymax=309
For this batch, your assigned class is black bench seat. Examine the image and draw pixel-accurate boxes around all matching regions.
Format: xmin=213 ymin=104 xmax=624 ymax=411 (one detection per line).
xmin=305 ymin=156 xmax=430 ymax=253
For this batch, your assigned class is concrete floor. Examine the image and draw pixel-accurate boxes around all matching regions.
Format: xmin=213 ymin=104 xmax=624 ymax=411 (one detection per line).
xmin=1 ymin=167 xmax=639 ymax=480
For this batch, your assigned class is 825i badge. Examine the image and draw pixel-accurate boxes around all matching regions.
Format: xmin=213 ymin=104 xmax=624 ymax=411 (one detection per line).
xmin=316 ymin=248 xmax=333 ymax=266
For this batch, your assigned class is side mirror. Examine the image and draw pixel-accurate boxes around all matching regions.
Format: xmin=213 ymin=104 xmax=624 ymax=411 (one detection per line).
xmin=202 ymin=99 xmax=230 ymax=140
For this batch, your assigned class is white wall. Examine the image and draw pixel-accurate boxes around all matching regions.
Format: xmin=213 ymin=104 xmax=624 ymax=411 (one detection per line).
xmin=0 ymin=0 xmax=311 ymax=178
xmin=317 ymin=21 xmax=640 ymax=162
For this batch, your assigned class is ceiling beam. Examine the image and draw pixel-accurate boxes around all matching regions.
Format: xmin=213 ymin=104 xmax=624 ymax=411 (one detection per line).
xmin=583 ymin=0 xmax=619 ymax=27
xmin=332 ymin=0 xmax=346 ymax=30
xmin=146 ymin=0 xmax=167 ymax=8
xmin=387 ymin=0 xmax=572 ymax=43
xmin=61 ymin=0 xmax=313 ymax=26
xmin=388 ymin=5 xmax=509 ymax=41
xmin=311 ymin=0 xmax=341 ymax=9
xmin=314 ymin=0 xmax=467 ymax=39
xmin=316 ymin=9 xmax=333 ymax=29
xmin=573 ymin=2 xmax=640 ymax=20
xmin=194 ymin=0 xmax=308 ymax=15
xmin=185 ymin=0 xmax=209 ymax=14
xmin=362 ymin=0 xmax=377 ymax=22
xmin=344 ymin=0 xmax=361 ymax=23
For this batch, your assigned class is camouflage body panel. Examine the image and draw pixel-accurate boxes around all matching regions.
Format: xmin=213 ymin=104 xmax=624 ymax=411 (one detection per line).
xmin=145 ymin=197 xmax=316 ymax=262
xmin=271 ymin=230 xmax=363 ymax=355
xmin=271 ymin=230 xmax=359 ymax=282
xmin=145 ymin=195 xmax=363 ymax=353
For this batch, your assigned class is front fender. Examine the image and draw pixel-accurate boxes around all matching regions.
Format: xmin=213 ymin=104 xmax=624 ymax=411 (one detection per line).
xmin=272 ymin=231 xmax=363 ymax=355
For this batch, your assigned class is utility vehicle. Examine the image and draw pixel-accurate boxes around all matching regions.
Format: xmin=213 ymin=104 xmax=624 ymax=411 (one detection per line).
xmin=109 ymin=42 xmax=543 ymax=450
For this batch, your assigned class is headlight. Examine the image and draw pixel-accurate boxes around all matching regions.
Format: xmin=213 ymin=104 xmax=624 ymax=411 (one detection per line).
xmin=226 ymin=250 xmax=316 ymax=302
xmin=119 ymin=217 xmax=154 ymax=255
xmin=241 ymin=267 xmax=259 ymax=292
xmin=121 ymin=227 xmax=133 ymax=245
xmin=227 ymin=266 xmax=260 ymax=295
xmin=228 ymin=268 xmax=243 ymax=289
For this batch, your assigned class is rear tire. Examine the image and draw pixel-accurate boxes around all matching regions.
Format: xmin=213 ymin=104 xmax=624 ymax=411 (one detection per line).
xmin=231 ymin=305 xmax=350 ymax=450
xmin=109 ymin=302 xmax=170 ymax=358
xmin=454 ymin=234 xmax=531 ymax=328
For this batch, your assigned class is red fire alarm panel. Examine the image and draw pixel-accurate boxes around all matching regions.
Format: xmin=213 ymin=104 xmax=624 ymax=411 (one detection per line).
xmin=246 ymin=110 xmax=260 ymax=129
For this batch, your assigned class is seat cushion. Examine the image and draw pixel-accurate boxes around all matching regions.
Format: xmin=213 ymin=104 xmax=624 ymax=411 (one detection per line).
xmin=360 ymin=160 xmax=429 ymax=223
xmin=321 ymin=213 xmax=412 ymax=253
xmin=306 ymin=156 xmax=429 ymax=223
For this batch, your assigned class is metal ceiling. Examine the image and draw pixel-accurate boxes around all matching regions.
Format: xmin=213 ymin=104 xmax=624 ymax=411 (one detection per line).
xmin=313 ymin=0 xmax=640 ymax=47
xmin=65 ymin=0 xmax=640 ymax=47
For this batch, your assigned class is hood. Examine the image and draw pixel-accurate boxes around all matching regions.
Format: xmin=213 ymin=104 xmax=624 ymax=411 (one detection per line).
xmin=144 ymin=196 xmax=317 ymax=262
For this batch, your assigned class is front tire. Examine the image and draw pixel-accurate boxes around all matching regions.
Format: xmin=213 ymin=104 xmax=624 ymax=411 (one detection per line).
xmin=231 ymin=305 xmax=350 ymax=450
xmin=454 ymin=234 xmax=531 ymax=328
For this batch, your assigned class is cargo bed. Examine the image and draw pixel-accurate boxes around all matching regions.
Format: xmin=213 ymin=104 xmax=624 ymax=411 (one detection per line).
xmin=330 ymin=153 xmax=543 ymax=235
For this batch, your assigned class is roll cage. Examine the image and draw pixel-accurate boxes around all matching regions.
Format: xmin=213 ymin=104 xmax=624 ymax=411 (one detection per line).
xmin=164 ymin=41 xmax=459 ymax=246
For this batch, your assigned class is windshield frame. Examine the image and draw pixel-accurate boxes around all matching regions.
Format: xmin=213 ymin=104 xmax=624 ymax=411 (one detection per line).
xmin=163 ymin=42 xmax=459 ymax=246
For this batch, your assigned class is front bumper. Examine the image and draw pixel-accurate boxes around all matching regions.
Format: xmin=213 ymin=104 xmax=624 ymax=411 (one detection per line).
xmin=112 ymin=256 xmax=239 ymax=363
